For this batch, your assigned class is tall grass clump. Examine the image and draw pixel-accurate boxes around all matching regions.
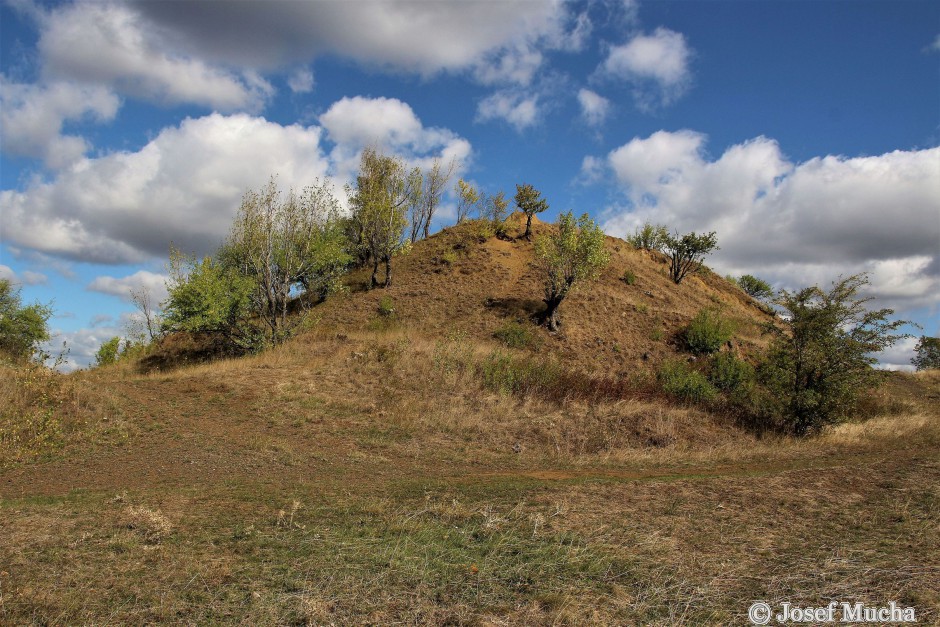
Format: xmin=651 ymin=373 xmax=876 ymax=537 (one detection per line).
xmin=493 ymin=320 xmax=541 ymax=350
xmin=657 ymin=360 xmax=717 ymax=404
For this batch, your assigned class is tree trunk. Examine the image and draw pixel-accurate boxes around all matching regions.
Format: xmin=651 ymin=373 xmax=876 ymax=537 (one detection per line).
xmin=524 ymin=214 xmax=533 ymax=240
xmin=544 ymin=295 xmax=563 ymax=331
xmin=383 ymin=256 xmax=392 ymax=288
xmin=370 ymin=259 xmax=380 ymax=289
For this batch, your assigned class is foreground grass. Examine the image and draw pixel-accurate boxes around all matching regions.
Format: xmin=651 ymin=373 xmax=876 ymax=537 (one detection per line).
xmin=1 ymin=333 xmax=938 ymax=624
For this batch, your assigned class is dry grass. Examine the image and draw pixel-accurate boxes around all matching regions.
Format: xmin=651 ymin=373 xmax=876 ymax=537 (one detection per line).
xmin=0 ymin=221 xmax=937 ymax=623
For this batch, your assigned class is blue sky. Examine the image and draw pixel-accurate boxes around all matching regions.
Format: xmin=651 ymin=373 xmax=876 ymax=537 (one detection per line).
xmin=1 ymin=0 xmax=938 ymax=370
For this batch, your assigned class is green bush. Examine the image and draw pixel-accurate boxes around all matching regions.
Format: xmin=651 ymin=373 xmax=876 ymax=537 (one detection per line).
xmin=684 ymin=309 xmax=735 ymax=355
xmin=94 ymin=337 xmax=122 ymax=367
xmin=912 ymin=336 xmax=940 ymax=371
xmin=708 ymin=353 xmax=754 ymax=392
xmin=621 ymin=270 xmax=637 ymax=285
xmin=736 ymin=274 xmax=773 ymax=300
xmin=377 ymin=295 xmax=395 ymax=318
xmin=657 ymin=360 xmax=717 ymax=404
xmin=493 ymin=321 xmax=540 ymax=350
xmin=626 ymin=223 xmax=669 ymax=252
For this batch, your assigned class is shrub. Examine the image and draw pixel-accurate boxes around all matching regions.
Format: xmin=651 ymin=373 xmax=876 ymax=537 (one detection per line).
xmin=621 ymin=270 xmax=637 ymax=285
xmin=761 ymin=273 xmax=909 ymax=435
xmin=657 ymin=360 xmax=717 ymax=404
xmin=684 ymin=309 xmax=735 ymax=355
xmin=479 ymin=350 xmax=561 ymax=396
xmin=736 ymin=274 xmax=773 ymax=300
xmin=95 ymin=337 xmax=122 ymax=367
xmin=377 ymin=295 xmax=395 ymax=318
xmin=708 ymin=353 xmax=754 ymax=392
xmin=912 ymin=336 xmax=940 ymax=371
xmin=626 ymin=222 xmax=669 ymax=251
xmin=493 ymin=321 xmax=540 ymax=350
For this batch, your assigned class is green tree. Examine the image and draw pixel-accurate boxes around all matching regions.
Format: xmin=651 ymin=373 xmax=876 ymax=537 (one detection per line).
xmin=0 ymin=279 xmax=52 ymax=362
xmin=737 ymin=274 xmax=773 ymax=300
xmin=761 ymin=274 xmax=909 ymax=435
xmin=912 ymin=336 xmax=940 ymax=371
xmin=349 ymin=147 xmax=415 ymax=288
xmin=226 ymin=177 xmax=350 ymax=342
xmin=94 ymin=336 xmax=121 ymax=367
xmin=161 ymin=248 xmax=261 ymax=351
xmin=626 ymin=222 xmax=669 ymax=252
xmin=454 ymin=179 xmax=479 ymax=224
xmin=535 ymin=212 xmax=610 ymax=331
xmin=514 ymin=183 xmax=549 ymax=240
xmin=480 ymin=190 xmax=509 ymax=223
xmin=664 ymin=231 xmax=718 ymax=284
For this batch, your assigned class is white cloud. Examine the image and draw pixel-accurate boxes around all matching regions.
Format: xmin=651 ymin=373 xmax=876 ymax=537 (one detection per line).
xmin=87 ymin=270 xmax=169 ymax=303
xmin=0 ymin=264 xmax=48 ymax=286
xmin=0 ymin=77 xmax=120 ymax=169
xmin=1 ymin=98 xmax=471 ymax=265
xmin=600 ymin=27 xmax=692 ymax=109
xmin=579 ymin=155 xmax=606 ymax=185
xmin=287 ymin=67 xmax=315 ymax=93
xmin=476 ymin=90 xmax=541 ymax=131
xmin=1 ymin=113 xmax=330 ymax=263
xmin=319 ymin=96 xmax=472 ymax=180
xmin=577 ymin=88 xmax=611 ymax=126
xmin=130 ymin=0 xmax=582 ymax=82
xmin=597 ymin=131 xmax=940 ymax=315
xmin=38 ymin=2 xmax=273 ymax=112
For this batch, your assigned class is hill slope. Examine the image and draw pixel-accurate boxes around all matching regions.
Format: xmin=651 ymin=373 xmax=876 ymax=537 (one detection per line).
xmin=313 ymin=214 xmax=774 ymax=374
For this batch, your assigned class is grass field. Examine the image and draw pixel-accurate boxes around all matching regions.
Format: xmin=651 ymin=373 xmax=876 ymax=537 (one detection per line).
xmin=2 ymin=330 xmax=938 ymax=625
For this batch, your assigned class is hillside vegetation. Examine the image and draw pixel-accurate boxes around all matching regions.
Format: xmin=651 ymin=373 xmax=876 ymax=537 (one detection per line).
xmin=2 ymin=210 xmax=938 ymax=624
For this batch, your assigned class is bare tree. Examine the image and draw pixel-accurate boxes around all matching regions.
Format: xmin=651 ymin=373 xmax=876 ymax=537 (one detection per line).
xmin=408 ymin=157 xmax=457 ymax=242
xmin=129 ymin=286 xmax=162 ymax=342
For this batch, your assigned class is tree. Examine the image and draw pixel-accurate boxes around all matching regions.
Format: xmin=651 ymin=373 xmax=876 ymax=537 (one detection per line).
xmin=161 ymin=248 xmax=261 ymax=351
xmin=349 ymin=147 xmax=415 ymax=288
xmin=454 ymin=179 xmax=479 ymax=224
xmin=534 ymin=212 xmax=610 ymax=331
xmin=761 ymin=274 xmax=909 ymax=435
xmin=514 ymin=183 xmax=549 ymax=240
xmin=663 ymin=231 xmax=718 ymax=284
xmin=409 ymin=157 xmax=457 ymax=242
xmin=480 ymin=190 xmax=509 ymax=223
xmin=0 ymin=279 xmax=52 ymax=362
xmin=626 ymin=222 xmax=669 ymax=252
xmin=95 ymin=336 xmax=121 ymax=367
xmin=912 ymin=336 xmax=940 ymax=371
xmin=227 ymin=177 xmax=350 ymax=342
xmin=129 ymin=286 xmax=162 ymax=343
xmin=737 ymin=274 xmax=773 ymax=300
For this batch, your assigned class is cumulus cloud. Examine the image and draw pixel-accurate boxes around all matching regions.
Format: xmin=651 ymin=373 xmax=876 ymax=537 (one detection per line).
xmin=595 ymin=130 xmax=940 ymax=315
xmin=577 ymin=88 xmax=611 ymax=126
xmin=1 ymin=113 xmax=330 ymax=263
xmin=600 ymin=27 xmax=692 ymax=109
xmin=0 ymin=78 xmax=120 ymax=168
xmin=131 ymin=0 xmax=583 ymax=82
xmin=87 ymin=270 xmax=169 ymax=303
xmin=318 ymin=96 xmax=472 ymax=183
xmin=0 ymin=264 xmax=48 ymax=286
xmin=1 ymin=98 xmax=471 ymax=265
xmin=38 ymin=2 xmax=273 ymax=112
xmin=476 ymin=90 xmax=541 ymax=131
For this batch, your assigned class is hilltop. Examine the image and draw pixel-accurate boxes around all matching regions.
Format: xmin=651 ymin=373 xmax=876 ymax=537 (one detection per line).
xmin=313 ymin=213 xmax=773 ymax=372
xmin=1 ymin=215 xmax=938 ymax=625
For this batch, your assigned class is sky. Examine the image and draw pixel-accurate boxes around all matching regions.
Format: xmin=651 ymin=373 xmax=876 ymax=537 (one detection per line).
xmin=1 ymin=0 xmax=938 ymax=371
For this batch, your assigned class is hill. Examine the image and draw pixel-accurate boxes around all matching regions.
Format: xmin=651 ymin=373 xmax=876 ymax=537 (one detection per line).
xmin=313 ymin=213 xmax=774 ymax=374
xmin=1 ymin=217 xmax=938 ymax=625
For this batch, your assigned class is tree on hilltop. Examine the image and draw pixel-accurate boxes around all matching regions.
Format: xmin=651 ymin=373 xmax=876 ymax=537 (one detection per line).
xmin=514 ymin=183 xmax=549 ymax=240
